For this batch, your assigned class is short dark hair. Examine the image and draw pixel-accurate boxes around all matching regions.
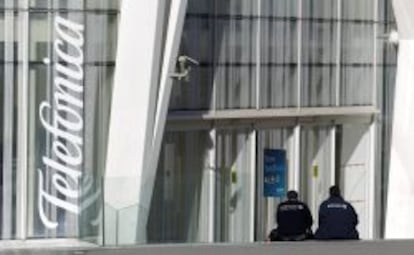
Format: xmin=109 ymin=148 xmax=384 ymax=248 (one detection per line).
xmin=287 ymin=190 xmax=298 ymax=200
xmin=329 ymin=185 xmax=341 ymax=197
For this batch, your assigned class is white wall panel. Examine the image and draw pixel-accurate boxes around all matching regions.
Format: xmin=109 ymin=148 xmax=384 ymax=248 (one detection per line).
xmin=386 ymin=0 xmax=414 ymax=238
xmin=385 ymin=40 xmax=414 ymax=238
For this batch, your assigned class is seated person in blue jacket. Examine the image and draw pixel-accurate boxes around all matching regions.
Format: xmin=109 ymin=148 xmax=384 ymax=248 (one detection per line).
xmin=315 ymin=185 xmax=359 ymax=240
xmin=269 ymin=190 xmax=313 ymax=241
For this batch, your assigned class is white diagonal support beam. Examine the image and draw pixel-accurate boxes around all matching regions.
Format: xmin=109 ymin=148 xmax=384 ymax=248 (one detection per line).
xmin=104 ymin=0 xmax=188 ymax=245
xmin=385 ymin=0 xmax=414 ymax=239
xmin=146 ymin=0 xmax=189 ymax=221
xmin=104 ymin=0 xmax=167 ymax=244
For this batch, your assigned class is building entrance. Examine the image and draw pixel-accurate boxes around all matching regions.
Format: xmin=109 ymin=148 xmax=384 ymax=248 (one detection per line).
xmin=255 ymin=121 xmax=373 ymax=240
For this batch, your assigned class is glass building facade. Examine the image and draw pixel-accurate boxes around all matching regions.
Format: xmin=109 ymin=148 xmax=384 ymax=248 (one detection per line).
xmin=159 ymin=0 xmax=397 ymax=243
xmin=1 ymin=0 xmax=118 ymax=243
xmin=0 ymin=0 xmax=398 ymax=247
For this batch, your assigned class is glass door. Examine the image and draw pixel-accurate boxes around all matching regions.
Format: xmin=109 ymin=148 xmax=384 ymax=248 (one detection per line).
xmin=148 ymin=130 xmax=212 ymax=243
xmin=300 ymin=125 xmax=334 ymax=230
xmin=215 ymin=128 xmax=254 ymax=242
xmin=255 ymin=127 xmax=294 ymax=241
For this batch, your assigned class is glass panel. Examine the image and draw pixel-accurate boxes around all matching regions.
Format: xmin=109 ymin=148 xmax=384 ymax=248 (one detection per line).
xmin=215 ymin=129 xmax=253 ymax=242
xmin=260 ymin=0 xmax=298 ymax=114
xmin=28 ymin=10 xmax=85 ymax=239
xmin=215 ymin=18 xmax=257 ymax=109
xmin=187 ymin=0 xmax=214 ymax=14
xmin=300 ymin=126 xmax=333 ymax=230
xmin=0 ymin=8 xmax=18 ymax=240
xmin=378 ymin=0 xmax=395 ymax=23
xmin=30 ymin=0 xmax=120 ymax=10
xmin=85 ymin=0 xmax=120 ymax=10
xmin=27 ymin=6 xmax=118 ymax=241
xmin=27 ymin=63 xmax=48 ymax=238
xmin=215 ymin=0 xmax=256 ymax=16
xmin=341 ymin=24 xmax=373 ymax=64
xmin=260 ymin=20 xmax=298 ymax=108
xmin=256 ymin=128 xmax=293 ymax=241
xmin=172 ymin=0 xmax=257 ymax=110
xmin=29 ymin=12 xmax=117 ymax=63
xmin=30 ymin=0 xmax=83 ymax=9
xmin=303 ymin=0 xmax=337 ymax=19
xmin=170 ymin=16 xmax=214 ymax=110
xmin=342 ymin=0 xmax=374 ymax=20
xmin=82 ymin=65 xmax=114 ymax=243
xmin=378 ymin=0 xmax=397 ymax=227
xmin=261 ymin=0 xmax=298 ymax=18
xmin=148 ymin=131 xmax=211 ymax=243
xmin=302 ymin=21 xmax=337 ymax=107
xmin=340 ymin=23 xmax=374 ymax=106
xmin=0 ymin=64 xmax=18 ymax=240
xmin=84 ymin=13 xmax=118 ymax=63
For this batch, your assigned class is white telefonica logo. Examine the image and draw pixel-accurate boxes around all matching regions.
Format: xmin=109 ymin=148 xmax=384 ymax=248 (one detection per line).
xmin=37 ymin=16 xmax=99 ymax=229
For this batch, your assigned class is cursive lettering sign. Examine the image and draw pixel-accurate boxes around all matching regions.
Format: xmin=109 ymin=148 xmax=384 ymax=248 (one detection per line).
xmin=37 ymin=16 xmax=89 ymax=229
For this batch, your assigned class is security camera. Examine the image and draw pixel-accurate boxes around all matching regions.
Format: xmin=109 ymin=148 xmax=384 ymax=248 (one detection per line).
xmin=170 ymin=55 xmax=199 ymax=81
xmin=178 ymin=55 xmax=199 ymax=66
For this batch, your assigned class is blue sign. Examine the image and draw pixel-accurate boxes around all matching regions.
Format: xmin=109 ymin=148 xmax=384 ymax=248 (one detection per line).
xmin=263 ymin=149 xmax=286 ymax=197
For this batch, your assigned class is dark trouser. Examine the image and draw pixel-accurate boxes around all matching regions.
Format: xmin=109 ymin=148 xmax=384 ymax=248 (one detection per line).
xmin=269 ymin=228 xmax=313 ymax=241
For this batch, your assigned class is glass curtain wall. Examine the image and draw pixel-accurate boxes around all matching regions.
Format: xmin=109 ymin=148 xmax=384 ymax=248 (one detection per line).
xmin=302 ymin=0 xmax=337 ymax=107
xmin=0 ymin=0 xmax=396 ymax=245
xmin=172 ymin=0 xmax=384 ymax=111
xmin=0 ymin=0 xmax=19 ymax=240
xmin=27 ymin=0 xmax=118 ymax=242
xmin=161 ymin=0 xmax=397 ymax=244
xmin=260 ymin=0 xmax=298 ymax=108
xmin=340 ymin=0 xmax=375 ymax=105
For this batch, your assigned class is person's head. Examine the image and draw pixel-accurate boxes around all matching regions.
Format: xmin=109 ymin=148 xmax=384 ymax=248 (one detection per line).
xmin=287 ymin=190 xmax=298 ymax=200
xmin=329 ymin=185 xmax=341 ymax=197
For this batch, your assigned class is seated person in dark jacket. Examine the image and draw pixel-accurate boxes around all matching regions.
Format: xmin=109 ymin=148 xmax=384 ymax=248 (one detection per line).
xmin=315 ymin=185 xmax=359 ymax=240
xmin=269 ymin=190 xmax=313 ymax=241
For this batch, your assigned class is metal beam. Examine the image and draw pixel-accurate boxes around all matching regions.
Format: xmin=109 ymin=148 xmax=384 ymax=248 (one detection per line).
xmin=167 ymin=106 xmax=379 ymax=121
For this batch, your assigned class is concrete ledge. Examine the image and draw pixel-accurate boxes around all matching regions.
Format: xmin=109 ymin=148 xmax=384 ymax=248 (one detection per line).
xmin=1 ymin=240 xmax=414 ymax=255
xmin=0 ymin=239 xmax=96 ymax=250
